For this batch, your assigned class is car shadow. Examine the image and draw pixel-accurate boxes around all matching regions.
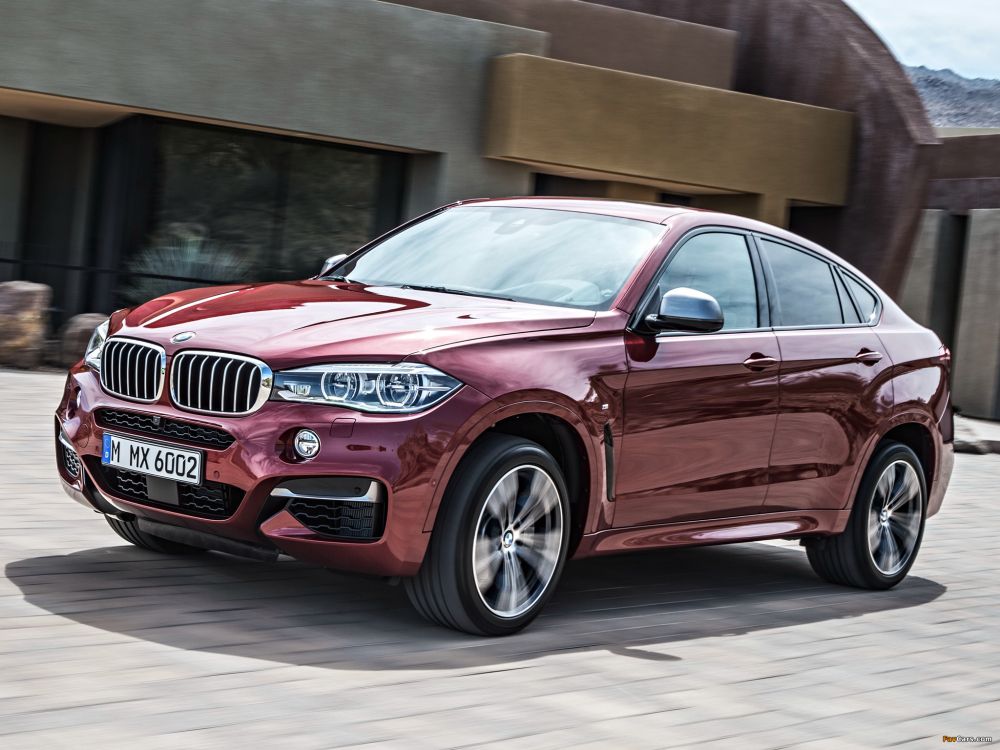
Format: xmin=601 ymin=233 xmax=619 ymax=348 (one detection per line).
xmin=5 ymin=541 xmax=945 ymax=671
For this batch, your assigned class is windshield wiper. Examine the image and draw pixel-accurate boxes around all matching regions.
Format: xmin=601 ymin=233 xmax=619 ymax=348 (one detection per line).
xmin=400 ymin=284 xmax=514 ymax=302
xmin=324 ymin=275 xmax=355 ymax=282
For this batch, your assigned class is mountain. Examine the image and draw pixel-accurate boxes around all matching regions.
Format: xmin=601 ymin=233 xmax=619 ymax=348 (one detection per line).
xmin=906 ymin=65 xmax=1000 ymax=127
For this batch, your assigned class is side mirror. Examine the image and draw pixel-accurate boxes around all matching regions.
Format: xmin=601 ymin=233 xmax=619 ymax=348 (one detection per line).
xmin=645 ymin=287 xmax=724 ymax=333
xmin=320 ymin=254 xmax=348 ymax=276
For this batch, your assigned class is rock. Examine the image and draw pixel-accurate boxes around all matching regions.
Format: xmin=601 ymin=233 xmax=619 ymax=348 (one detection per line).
xmin=59 ymin=313 xmax=108 ymax=367
xmin=0 ymin=281 xmax=52 ymax=369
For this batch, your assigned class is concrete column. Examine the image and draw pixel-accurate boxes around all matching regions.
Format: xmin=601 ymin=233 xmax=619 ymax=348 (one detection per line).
xmin=952 ymin=209 xmax=1000 ymax=419
xmin=899 ymin=210 xmax=946 ymax=326
xmin=898 ymin=209 xmax=965 ymax=348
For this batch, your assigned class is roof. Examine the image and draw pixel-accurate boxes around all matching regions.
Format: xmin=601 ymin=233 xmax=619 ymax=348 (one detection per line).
xmin=457 ymin=196 xmax=697 ymax=224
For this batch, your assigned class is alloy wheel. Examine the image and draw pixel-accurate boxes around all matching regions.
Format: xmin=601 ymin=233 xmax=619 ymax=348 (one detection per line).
xmin=867 ymin=459 xmax=923 ymax=576
xmin=472 ymin=465 xmax=564 ymax=619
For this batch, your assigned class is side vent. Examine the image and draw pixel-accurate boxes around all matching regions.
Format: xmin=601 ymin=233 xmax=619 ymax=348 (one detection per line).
xmin=603 ymin=423 xmax=615 ymax=501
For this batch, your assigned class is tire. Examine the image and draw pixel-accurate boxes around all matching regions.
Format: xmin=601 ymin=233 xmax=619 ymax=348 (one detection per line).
xmin=405 ymin=434 xmax=571 ymax=636
xmin=806 ymin=441 xmax=927 ymax=589
xmin=105 ymin=514 xmax=206 ymax=554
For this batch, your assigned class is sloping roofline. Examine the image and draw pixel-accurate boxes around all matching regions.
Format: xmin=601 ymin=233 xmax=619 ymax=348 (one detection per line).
xmin=451 ymin=196 xmax=882 ymax=289
xmin=456 ymin=196 xmax=699 ymax=224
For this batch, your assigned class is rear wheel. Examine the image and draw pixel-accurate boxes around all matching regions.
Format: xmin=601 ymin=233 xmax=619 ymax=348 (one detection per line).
xmin=806 ymin=441 xmax=926 ymax=589
xmin=405 ymin=434 xmax=570 ymax=635
xmin=105 ymin=515 xmax=205 ymax=554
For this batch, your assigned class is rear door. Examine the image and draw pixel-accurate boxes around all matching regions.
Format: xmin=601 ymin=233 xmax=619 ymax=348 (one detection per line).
xmin=756 ymin=236 xmax=893 ymax=512
xmin=615 ymin=230 xmax=780 ymax=526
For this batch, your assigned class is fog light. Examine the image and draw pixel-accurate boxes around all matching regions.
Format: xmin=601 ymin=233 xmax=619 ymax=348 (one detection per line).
xmin=293 ymin=429 xmax=321 ymax=459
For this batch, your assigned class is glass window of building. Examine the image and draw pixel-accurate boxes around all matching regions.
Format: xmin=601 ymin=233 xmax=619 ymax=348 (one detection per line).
xmin=118 ymin=121 xmax=404 ymax=305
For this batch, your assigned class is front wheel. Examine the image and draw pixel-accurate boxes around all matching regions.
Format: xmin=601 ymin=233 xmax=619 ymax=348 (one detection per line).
xmin=405 ymin=434 xmax=570 ymax=635
xmin=806 ymin=441 xmax=927 ymax=589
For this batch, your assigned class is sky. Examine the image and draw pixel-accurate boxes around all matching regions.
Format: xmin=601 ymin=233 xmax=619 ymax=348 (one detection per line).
xmin=843 ymin=0 xmax=1000 ymax=79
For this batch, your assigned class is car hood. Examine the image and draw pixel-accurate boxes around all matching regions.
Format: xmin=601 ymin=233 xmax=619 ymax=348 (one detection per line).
xmin=117 ymin=280 xmax=595 ymax=367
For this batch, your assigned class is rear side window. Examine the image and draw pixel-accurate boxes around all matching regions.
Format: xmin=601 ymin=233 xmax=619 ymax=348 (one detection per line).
xmin=656 ymin=232 xmax=758 ymax=330
xmin=760 ymin=239 xmax=842 ymax=327
xmin=844 ymin=275 xmax=880 ymax=324
xmin=835 ymin=273 xmax=861 ymax=324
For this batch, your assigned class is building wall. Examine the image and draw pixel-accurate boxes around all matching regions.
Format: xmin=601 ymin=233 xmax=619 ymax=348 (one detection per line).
xmin=898 ymin=210 xmax=965 ymax=349
xmin=926 ymin=134 xmax=1000 ymax=214
xmin=386 ymin=0 xmax=737 ymax=88
xmin=0 ymin=0 xmax=549 ymax=216
xmin=589 ymin=0 xmax=938 ymax=298
xmin=0 ymin=117 xmax=30 ymax=281
xmin=487 ymin=54 xmax=853 ymax=227
xmin=899 ymin=133 xmax=1000 ymax=419
xmin=952 ymin=210 xmax=1000 ymax=419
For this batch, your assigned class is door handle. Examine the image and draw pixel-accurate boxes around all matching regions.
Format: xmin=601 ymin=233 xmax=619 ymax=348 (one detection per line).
xmin=742 ymin=353 xmax=779 ymax=371
xmin=854 ymin=348 xmax=883 ymax=365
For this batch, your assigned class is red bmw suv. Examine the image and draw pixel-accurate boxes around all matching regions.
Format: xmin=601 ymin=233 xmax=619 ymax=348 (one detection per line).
xmin=56 ymin=198 xmax=953 ymax=635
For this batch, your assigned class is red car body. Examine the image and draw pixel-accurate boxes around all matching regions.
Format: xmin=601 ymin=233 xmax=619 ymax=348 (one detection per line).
xmin=56 ymin=198 xmax=953 ymax=583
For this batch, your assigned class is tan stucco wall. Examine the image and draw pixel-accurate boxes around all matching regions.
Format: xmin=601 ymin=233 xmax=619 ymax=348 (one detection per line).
xmin=486 ymin=54 xmax=855 ymax=226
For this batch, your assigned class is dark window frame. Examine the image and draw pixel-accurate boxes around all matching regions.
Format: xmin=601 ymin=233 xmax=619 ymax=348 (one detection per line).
xmin=628 ymin=226 xmax=771 ymax=337
xmin=837 ymin=267 xmax=883 ymax=326
xmin=752 ymin=233 xmax=881 ymax=331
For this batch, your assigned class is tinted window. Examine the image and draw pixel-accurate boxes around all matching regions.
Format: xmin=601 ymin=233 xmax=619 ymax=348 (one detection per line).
xmin=845 ymin=275 xmax=880 ymax=323
xmin=835 ymin=273 xmax=861 ymax=324
xmin=760 ymin=240 xmax=842 ymax=327
xmin=656 ymin=233 xmax=758 ymax=330
xmin=336 ymin=206 xmax=664 ymax=310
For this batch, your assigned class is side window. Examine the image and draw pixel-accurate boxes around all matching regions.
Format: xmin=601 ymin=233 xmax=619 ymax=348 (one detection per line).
xmin=760 ymin=239 xmax=842 ymax=327
xmin=835 ymin=273 xmax=861 ymax=324
xmin=656 ymin=232 xmax=758 ymax=330
xmin=844 ymin=275 xmax=880 ymax=324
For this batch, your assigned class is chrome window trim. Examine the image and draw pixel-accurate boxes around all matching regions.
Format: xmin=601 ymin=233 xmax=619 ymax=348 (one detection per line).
xmin=99 ymin=337 xmax=167 ymax=404
xmin=169 ymin=349 xmax=274 ymax=417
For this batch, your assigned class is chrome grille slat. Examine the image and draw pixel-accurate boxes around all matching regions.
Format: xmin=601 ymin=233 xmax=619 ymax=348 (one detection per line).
xmin=130 ymin=345 xmax=140 ymax=401
xmin=116 ymin=343 xmax=125 ymax=395
xmin=220 ymin=359 xmax=234 ymax=413
xmin=145 ymin=348 xmax=156 ymax=400
xmin=170 ymin=350 xmax=272 ymax=416
xmin=208 ymin=358 xmax=220 ymax=411
xmin=99 ymin=338 xmax=165 ymax=404
xmin=197 ymin=356 xmax=207 ymax=411
xmin=186 ymin=354 xmax=195 ymax=409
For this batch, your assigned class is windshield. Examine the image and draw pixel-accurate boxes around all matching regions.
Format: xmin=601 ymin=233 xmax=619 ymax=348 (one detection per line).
xmin=328 ymin=206 xmax=665 ymax=310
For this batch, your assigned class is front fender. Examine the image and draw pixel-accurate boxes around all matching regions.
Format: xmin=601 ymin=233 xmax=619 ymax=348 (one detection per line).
xmin=420 ymin=393 xmax=608 ymax=534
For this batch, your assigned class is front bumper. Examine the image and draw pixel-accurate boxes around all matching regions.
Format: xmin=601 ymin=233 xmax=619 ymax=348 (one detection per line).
xmin=56 ymin=364 xmax=491 ymax=576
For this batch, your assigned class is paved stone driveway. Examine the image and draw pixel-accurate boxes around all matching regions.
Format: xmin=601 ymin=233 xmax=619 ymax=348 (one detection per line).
xmin=1 ymin=369 xmax=997 ymax=748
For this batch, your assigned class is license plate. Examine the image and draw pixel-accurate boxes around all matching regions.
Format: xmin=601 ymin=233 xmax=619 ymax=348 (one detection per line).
xmin=101 ymin=433 xmax=203 ymax=485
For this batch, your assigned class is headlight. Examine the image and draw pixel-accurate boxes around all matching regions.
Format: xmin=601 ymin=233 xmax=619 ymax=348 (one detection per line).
xmin=84 ymin=319 xmax=109 ymax=371
xmin=271 ymin=363 xmax=462 ymax=413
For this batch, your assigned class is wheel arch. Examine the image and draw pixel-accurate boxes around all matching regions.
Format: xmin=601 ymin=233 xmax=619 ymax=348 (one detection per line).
xmin=421 ymin=399 xmax=605 ymax=553
xmin=845 ymin=412 xmax=939 ymax=515
xmin=879 ymin=422 xmax=936 ymax=495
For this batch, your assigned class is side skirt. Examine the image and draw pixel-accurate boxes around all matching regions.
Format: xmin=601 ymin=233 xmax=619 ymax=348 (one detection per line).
xmin=572 ymin=509 xmax=852 ymax=559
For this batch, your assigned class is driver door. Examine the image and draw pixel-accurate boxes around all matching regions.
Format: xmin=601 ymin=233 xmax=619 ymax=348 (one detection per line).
xmin=615 ymin=230 xmax=780 ymax=526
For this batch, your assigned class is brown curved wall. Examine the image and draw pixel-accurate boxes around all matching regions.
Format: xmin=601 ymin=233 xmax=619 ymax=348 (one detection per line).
xmin=585 ymin=0 xmax=937 ymax=296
